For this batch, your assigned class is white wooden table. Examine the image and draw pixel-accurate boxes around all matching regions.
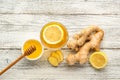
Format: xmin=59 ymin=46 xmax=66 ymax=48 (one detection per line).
xmin=0 ymin=0 xmax=120 ymax=80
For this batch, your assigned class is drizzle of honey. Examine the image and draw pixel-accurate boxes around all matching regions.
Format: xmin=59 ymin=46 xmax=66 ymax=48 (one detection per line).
xmin=23 ymin=39 xmax=43 ymax=60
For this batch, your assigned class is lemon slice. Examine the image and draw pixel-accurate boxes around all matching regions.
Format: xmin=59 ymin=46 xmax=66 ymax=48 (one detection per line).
xmin=43 ymin=25 xmax=64 ymax=44
xmin=89 ymin=52 xmax=108 ymax=69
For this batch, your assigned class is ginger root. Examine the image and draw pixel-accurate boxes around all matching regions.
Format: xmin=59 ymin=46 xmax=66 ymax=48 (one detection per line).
xmin=51 ymin=52 xmax=61 ymax=63
xmin=56 ymin=50 xmax=64 ymax=62
xmin=48 ymin=56 xmax=58 ymax=66
xmin=66 ymin=26 xmax=104 ymax=65
xmin=48 ymin=50 xmax=64 ymax=67
xmin=67 ymin=26 xmax=102 ymax=51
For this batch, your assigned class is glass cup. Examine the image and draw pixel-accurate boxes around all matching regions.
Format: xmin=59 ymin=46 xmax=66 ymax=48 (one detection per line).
xmin=40 ymin=22 xmax=68 ymax=49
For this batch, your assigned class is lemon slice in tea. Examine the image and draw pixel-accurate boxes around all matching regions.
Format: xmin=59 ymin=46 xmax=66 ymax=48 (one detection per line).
xmin=40 ymin=22 xmax=68 ymax=48
xmin=43 ymin=25 xmax=64 ymax=44
xmin=89 ymin=52 xmax=108 ymax=69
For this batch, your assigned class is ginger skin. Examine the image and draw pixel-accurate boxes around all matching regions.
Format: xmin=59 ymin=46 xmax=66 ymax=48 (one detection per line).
xmin=67 ymin=26 xmax=102 ymax=51
xmin=66 ymin=26 xmax=104 ymax=65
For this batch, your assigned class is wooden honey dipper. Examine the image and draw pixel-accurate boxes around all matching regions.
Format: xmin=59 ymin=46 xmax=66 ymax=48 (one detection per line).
xmin=0 ymin=45 xmax=36 ymax=75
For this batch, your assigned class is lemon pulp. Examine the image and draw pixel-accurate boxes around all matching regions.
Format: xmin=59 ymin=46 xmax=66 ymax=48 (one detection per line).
xmin=43 ymin=25 xmax=63 ymax=44
xmin=89 ymin=52 xmax=108 ymax=69
xmin=40 ymin=22 xmax=68 ymax=48
xmin=23 ymin=39 xmax=42 ymax=60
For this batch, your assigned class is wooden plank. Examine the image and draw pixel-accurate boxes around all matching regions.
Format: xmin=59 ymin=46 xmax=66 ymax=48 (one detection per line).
xmin=0 ymin=14 xmax=120 ymax=48
xmin=0 ymin=14 xmax=120 ymax=26
xmin=0 ymin=28 xmax=120 ymax=49
xmin=0 ymin=0 xmax=120 ymax=80
xmin=0 ymin=49 xmax=120 ymax=80
xmin=0 ymin=0 xmax=120 ymax=14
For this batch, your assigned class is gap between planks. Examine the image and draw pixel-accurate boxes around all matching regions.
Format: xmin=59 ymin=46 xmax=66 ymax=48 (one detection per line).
xmin=0 ymin=48 xmax=120 ymax=50
xmin=0 ymin=13 xmax=120 ymax=15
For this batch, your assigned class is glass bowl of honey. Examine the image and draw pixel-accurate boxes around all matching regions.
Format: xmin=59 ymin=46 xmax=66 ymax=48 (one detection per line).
xmin=40 ymin=22 xmax=68 ymax=49
xmin=22 ymin=39 xmax=43 ymax=60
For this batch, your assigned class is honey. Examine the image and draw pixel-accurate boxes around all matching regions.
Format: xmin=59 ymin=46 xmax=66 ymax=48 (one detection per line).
xmin=23 ymin=39 xmax=43 ymax=60
xmin=40 ymin=22 xmax=68 ymax=48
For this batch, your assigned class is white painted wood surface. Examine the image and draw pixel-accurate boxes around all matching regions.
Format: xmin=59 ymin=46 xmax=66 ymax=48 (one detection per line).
xmin=0 ymin=0 xmax=120 ymax=80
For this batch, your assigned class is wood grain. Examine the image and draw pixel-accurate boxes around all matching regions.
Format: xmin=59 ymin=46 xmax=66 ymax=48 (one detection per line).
xmin=0 ymin=0 xmax=120 ymax=80
xmin=0 ymin=49 xmax=120 ymax=80
xmin=0 ymin=0 xmax=120 ymax=15
xmin=0 ymin=14 xmax=120 ymax=26
xmin=0 ymin=14 xmax=120 ymax=49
